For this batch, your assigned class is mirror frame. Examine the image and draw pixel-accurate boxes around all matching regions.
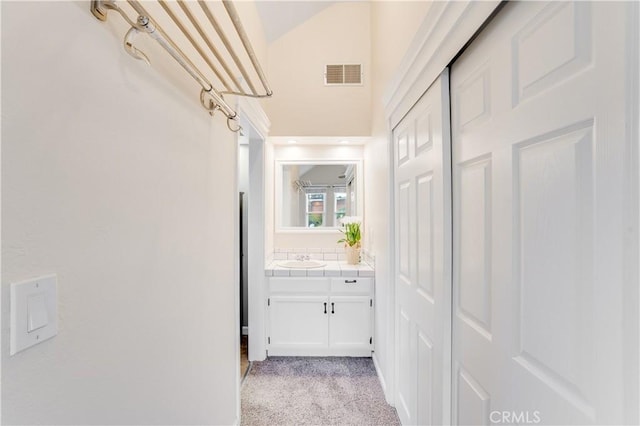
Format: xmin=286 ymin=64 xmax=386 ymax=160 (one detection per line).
xmin=275 ymin=159 xmax=364 ymax=233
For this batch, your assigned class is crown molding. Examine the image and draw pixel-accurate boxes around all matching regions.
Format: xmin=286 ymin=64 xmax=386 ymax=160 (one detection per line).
xmin=383 ymin=1 xmax=501 ymax=129
xmin=237 ymin=97 xmax=271 ymax=140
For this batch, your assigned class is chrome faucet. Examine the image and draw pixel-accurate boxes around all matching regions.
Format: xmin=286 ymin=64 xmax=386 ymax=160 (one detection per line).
xmin=295 ymin=254 xmax=311 ymax=261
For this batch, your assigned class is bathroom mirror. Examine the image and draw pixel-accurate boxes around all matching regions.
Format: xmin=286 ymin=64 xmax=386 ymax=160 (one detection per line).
xmin=276 ymin=160 xmax=362 ymax=230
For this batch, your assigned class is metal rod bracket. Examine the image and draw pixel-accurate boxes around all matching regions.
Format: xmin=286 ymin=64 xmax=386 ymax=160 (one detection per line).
xmin=90 ymin=0 xmax=271 ymax=131
xmin=91 ymin=0 xmax=109 ymax=21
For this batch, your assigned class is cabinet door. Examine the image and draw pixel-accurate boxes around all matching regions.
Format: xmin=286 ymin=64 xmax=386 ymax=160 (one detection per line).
xmin=328 ymin=296 xmax=372 ymax=353
xmin=268 ymin=295 xmax=328 ymax=355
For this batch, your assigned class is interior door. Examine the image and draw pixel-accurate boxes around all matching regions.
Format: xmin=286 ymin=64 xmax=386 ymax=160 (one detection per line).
xmin=394 ymin=72 xmax=452 ymax=426
xmin=451 ymin=2 xmax=636 ymax=424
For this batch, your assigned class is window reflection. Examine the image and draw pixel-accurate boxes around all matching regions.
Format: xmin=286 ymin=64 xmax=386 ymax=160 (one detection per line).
xmin=280 ymin=163 xmax=358 ymax=228
xmin=306 ymin=193 xmax=325 ymax=227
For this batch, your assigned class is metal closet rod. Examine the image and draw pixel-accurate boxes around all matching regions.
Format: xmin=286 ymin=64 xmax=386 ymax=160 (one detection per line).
xmin=90 ymin=0 xmax=273 ymax=127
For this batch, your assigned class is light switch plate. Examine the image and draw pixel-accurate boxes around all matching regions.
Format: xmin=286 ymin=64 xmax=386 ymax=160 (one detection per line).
xmin=10 ymin=274 xmax=58 ymax=355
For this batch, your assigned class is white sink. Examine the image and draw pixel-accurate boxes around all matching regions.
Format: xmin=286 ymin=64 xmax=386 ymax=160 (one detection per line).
xmin=277 ymin=260 xmax=326 ymax=269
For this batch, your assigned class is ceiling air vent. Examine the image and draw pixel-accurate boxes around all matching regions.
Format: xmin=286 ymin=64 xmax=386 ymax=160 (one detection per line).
xmin=325 ymin=64 xmax=363 ymax=85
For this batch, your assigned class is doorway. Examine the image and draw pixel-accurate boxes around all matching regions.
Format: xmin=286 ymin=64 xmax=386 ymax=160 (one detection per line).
xmin=235 ymin=100 xmax=270 ymax=419
xmin=239 ymin=190 xmax=249 ymax=380
xmin=238 ymin=126 xmax=266 ymax=380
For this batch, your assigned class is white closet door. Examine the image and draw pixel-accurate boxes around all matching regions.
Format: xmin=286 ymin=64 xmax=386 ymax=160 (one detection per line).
xmin=394 ymin=72 xmax=452 ymax=426
xmin=451 ymin=2 xmax=636 ymax=424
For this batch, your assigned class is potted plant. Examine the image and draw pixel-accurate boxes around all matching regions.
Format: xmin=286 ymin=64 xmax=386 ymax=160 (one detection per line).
xmin=338 ymin=217 xmax=362 ymax=264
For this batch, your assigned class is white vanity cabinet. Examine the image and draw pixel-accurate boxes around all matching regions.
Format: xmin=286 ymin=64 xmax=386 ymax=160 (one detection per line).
xmin=267 ymin=276 xmax=373 ymax=356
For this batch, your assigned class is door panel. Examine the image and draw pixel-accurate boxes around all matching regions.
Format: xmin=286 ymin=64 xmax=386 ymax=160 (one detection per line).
xmin=455 ymin=366 xmax=490 ymax=426
xmin=398 ymin=180 xmax=412 ymax=281
xmin=451 ymin=2 xmax=634 ymax=424
xmin=417 ymin=332 xmax=434 ymax=425
xmin=456 ymin=156 xmax=492 ymax=340
xmin=394 ymin=72 xmax=452 ymax=426
xmin=416 ymin=173 xmax=434 ymax=300
xmin=397 ymin=308 xmax=415 ymax=422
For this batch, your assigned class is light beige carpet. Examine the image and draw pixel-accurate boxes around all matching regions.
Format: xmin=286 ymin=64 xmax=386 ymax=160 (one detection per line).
xmin=241 ymin=357 xmax=400 ymax=426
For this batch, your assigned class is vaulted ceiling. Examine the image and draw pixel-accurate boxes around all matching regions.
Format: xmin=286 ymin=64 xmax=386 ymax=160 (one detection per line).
xmin=254 ymin=1 xmax=337 ymax=43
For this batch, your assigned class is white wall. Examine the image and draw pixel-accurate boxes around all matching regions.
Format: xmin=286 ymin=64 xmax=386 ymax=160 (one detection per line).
xmin=269 ymin=144 xmax=364 ymax=250
xmin=1 ymin=1 xmax=264 ymax=423
xmin=266 ymin=2 xmax=371 ymax=136
xmin=264 ymin=141 xmax=275 ymax=257
xmin=233 ymin=1 xmax=270 ymax=114
xmin=364 ymin=0 xmax=432 ymax=400
xmin=239 ymin=144 xmax=250 ymax=194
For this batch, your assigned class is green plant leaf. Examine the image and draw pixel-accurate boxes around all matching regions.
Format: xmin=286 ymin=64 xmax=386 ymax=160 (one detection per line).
xmin=337 ymin=221 xmax=361 ymax=246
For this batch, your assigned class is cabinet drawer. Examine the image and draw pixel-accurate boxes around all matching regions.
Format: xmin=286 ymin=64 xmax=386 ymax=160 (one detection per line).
xmin=270 ymin=277 xmax=330 ymax=293
xmin=330 ymin=277 xmax=372 ymax=294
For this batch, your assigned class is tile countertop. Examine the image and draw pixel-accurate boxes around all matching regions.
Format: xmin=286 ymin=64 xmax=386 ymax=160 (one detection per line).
xmin=265 ymin=260 xmax=374 ymax=278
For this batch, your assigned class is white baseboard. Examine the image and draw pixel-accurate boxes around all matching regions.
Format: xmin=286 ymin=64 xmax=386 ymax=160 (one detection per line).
xmin=242 ymin=326 xmax=249 ymax=336
xmin=268 ymin=347 xmax=373 ymax=357
xmin=372 ymin=352 xmax=393 ymax=405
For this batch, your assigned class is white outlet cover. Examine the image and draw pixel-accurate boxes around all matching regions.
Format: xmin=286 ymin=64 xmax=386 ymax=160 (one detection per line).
xmin=10 ymin=274 xmax=58 ymax=355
